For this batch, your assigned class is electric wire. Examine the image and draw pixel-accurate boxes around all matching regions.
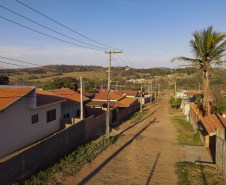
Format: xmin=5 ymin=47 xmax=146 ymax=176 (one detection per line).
xmin=0 ymin=5 xmax=108 ymax=50
xmin=116 ymin=53 xmax=129 ymax=67
xmin=123 ymin=52 xmax=135 ymax=68
xmin=0 ymin=15 xmax=104 ymax=51
xmin=0 ymin=56 xmax=42 ymax=67
xmin=0 ymin=60 xmax=30 ymax=68
xmin=15 ymin=0 xmax=121 ymax=51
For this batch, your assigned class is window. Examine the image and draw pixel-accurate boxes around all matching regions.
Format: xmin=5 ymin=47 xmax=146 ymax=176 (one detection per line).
xmin=47 ymin=109 xmax=56 ymax=123
xmin=63 ymin=113 xmax=70 ymax=118
xmin=32 ymin=114 xmax=38 ymax=124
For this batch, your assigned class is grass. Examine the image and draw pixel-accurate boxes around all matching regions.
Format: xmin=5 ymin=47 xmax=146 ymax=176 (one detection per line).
xmin=176 ymin=162 xmax=226 ymax=185
xmin=14 ymin=136 xmax=118 ymax=185
xmin=173 ymin=115 xmax=202 ymax=146
xmin=122 ymin=108 xmax=149 ymax=125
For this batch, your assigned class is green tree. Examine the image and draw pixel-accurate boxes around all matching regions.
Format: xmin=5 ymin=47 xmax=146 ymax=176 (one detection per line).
xmin=0 ymin=75 xmax=9 ymax=85
xmin=213 ymin=89 xmax=226 ymax=114
xmin=172 ymin=26 xmax=226 ymax=115
xmin=43 ymin=78 xmax=78 ymax=91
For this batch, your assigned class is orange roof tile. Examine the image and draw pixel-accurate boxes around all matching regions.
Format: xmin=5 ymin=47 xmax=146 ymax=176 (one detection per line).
xmin=115 ymin=90 xmax=138 ymax=97
xmin=93 ymin=91 xmax=124 ymax=101
xmin=0 ymin=86 xmax=34 ymax=111
xmin=48 ymin=88 xmax=89 ymax=108
xmin=36 ymin=89 xmax=66 ymax=107
xmin=118 ymin=97 xmax=137 ymax=107
xmin=199 ymin=114 xmax=226 ymax=134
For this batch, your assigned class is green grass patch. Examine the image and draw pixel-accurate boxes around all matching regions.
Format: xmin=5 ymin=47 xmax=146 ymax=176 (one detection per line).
xmin=173 ymin=115 xmax=202 ymax=146
xmin=123 ymin=108 xmax=149 ymax=124
xmin=176 ymin=162 xmax=226 ymax=185
xmin=14 ymin=136 xmax=118 ymax=185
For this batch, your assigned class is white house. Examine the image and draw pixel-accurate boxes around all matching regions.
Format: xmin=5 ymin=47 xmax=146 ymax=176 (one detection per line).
xmin=0 ymin=86 xmax=66 ymax=159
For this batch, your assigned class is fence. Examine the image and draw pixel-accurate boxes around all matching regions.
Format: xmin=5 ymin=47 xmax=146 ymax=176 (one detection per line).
xmin=0 ymin=102 xmax=140 ymax=184
xmin=216 ymin=128 xmax=226 ymax=179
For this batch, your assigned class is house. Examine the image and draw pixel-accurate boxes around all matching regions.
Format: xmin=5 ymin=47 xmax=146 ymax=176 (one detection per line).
xmin=222 ymin=110 xmax=226 ymax=118
xmin=197 ymin=114 xmax=226 ymax=162
xmin=48 ymin=88 xmax=89 ymax=118
xmin=0 ymin=86 xmax=66 ymax=159
xmin=197 ymin=114 xmax=226 ymax=147
xmin=77 ymin=88 xmax=94 ymax=99
xmin=85 ymin=91 xmax=139 ymax=118
xmin=115 ymin=90 xmax=138 ymax=98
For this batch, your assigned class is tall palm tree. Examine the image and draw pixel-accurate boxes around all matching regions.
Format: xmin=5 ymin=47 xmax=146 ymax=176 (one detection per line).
xmin=172 ymin=26 xmax=226 ymax=115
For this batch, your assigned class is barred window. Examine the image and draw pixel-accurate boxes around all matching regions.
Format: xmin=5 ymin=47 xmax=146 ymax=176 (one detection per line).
xmin=47 ymin=109 xmax=56 ymax=123
xmin=32 ymin=114 xmax=38 ymax=124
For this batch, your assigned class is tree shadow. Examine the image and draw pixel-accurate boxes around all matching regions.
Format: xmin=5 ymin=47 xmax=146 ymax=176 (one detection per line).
xmin=146 ymin=152 xmax=161 ymax=185
xmin=77 ymin=118 xmax=158 ymax=185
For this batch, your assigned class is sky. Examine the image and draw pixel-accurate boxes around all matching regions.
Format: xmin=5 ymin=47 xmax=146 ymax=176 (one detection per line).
xmin=1 ymin=0 xmax=226 ymax=69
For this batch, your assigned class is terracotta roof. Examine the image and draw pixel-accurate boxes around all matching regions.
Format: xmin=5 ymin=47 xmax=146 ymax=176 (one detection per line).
xmin=0 ymin=86 xmax=34 ymax=111
xmin=222 ymin=110 xmax=226 ymax=115
xmin=115 ymin=90 xmax=138 ymax=97
xmin=185 ymin=91 xmax=197 ymax=96
xmin=118 ymin=97 xmax=137 ymax=107
xmin=93 ymin=91 xmax=124 ymax=101
xmin=48 ymin=88 xmax=89 ymax=108
xmin=36 ymin=89 xmax=66 ymax=107
xmin=77 ymin=88 xmax=94 ymax=99
xmin=86 ymin=100 xmax=119 ymax=107
xmin=199 ymin=114 xmax=226 ymax=135
xmin=86 ymin=97 xmax=137 ymax=108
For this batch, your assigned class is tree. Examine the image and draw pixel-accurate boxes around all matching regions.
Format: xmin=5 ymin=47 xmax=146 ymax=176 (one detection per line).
xmin=0 ymin=75 xmax=9 ymax=85
xmin=213 ymin=89 xmax=226 ymax=114
xmin=172 ymin=26 xmax=226 ymax=115
xmin=43 ymin=78 xmax=78 ymax=91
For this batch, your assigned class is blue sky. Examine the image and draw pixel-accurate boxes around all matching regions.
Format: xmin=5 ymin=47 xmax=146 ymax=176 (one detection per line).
xmin=1 ymin=0 xmax=226 ymax=69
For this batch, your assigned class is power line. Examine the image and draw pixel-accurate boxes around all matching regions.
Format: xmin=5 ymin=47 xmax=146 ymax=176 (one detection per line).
xmin=0 ymin=60 xmax=30 ymax=68
xmin=112 ymin=56 xmax=123 ymax=67
xmin=15 ymin=0 xmax=121 ymax=51
xmin=0 ymin=4 xmax=108 ymax=50
xmin=0 ymin=15 xmax=104 ymax=51
xmin=123 ymin=52 xmax=135 ymax=68
xmin=116 ymin=53 xmax=129 ymax=67
xmin=0 ymin=56 xmax=42 ymax=67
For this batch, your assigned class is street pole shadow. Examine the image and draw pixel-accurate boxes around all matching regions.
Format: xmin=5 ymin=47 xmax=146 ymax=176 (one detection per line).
xmin=77 ymin=118 xmax=157 ymax=185
xmin=146 ymin=152 xmax=161 ymax=185
xmin=118 ymin=107 xmax=161 ymax=137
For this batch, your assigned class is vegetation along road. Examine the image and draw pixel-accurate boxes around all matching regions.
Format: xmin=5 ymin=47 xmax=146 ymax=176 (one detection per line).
xmin=64 ymin=96 xmax=185 ymax=184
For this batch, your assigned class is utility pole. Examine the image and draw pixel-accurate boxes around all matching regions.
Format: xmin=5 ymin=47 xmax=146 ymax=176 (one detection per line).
xmin=151 ymin=81 xmax=152 ymax=102
xmin=140 ymin=83 xmax=143 ymax=112
xmin=175 ymin=81 xmax=177 ymax=100
xmin=158 ymin=83 xmax=160 ymax=96
xmin=199 ymin=82 xmax=200 ymax=91
xmin=105 ymin=50 xmax=122 ymax=139
xmin=80 ymin=76 xmax=83 ymax=119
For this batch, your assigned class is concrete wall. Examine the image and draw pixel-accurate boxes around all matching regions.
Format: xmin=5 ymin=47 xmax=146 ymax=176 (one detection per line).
xmin=0 ymin=110 xmax=107 ymax=185
xmin=216 ymin=128 xmax=226 ymax=179
xmin=0 ymin=93 xmax=61 ymax=159
xmin=180 ymin=99 xmax=191 ymax=116
xmin=0 ymin=100 xmax=139 ymax=185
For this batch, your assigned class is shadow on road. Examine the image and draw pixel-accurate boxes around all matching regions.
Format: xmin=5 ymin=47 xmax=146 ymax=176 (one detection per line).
xmin=77 ymin=118 xmax=158 ymax=185
xmin=146 ymin=152 xmax=161 ymax=185
xmin=117 ymin=107 xmax=161 ymax=137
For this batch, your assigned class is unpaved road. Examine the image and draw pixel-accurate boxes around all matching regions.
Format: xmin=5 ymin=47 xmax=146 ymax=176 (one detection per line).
xmin=65 ymin=97 xmax=185 ymax=185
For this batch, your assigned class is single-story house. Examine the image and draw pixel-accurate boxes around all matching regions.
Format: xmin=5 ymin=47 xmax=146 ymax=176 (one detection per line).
xmin=0 ymin=86 xmax=66 ymax=159
xmin=48 ymin=88 xmax=89 ymax=118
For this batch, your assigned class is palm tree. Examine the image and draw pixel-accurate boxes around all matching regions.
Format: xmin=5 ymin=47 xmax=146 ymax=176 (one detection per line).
xmin=172 ymin=26 xmax=226 ymax=115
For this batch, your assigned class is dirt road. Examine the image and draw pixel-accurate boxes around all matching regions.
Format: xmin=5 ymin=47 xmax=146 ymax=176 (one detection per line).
xmin=65 ymin=97 xmax=185 ymax=185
